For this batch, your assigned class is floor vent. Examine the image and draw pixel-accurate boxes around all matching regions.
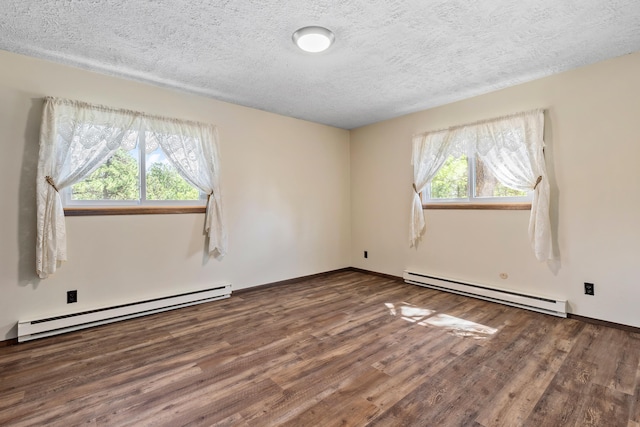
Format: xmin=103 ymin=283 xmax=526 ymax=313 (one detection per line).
xmin=404 ymin=271 xmax=566 ymax=318
xmin=17 ymin=284 xmax=232 ymax=342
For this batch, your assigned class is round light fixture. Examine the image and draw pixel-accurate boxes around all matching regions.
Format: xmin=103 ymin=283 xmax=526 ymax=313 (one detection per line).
xmin=292 ymin=26 xmax=335 ymax=53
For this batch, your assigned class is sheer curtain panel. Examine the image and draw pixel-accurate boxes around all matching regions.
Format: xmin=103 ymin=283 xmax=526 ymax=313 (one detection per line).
xmin=36 ymin=98 xmax=138 ymax=278
xmin=36 ymin=97 xmax=226 ymax=279
xmin=144 ymin=117 xmax=227 ymax=257
xmin=410 ymin=130 xmax=461 ymax=246
xmin=410 ymin=109 xmax=553 ymax=262
xmin=473 ymin=110 xmax=552 ymax=261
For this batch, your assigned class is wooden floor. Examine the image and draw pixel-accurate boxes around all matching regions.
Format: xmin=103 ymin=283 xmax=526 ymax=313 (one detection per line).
xmin=1 ymin=271 xmax=640 ymax=426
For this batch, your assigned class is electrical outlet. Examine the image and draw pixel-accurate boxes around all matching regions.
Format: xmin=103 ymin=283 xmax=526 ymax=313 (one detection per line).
xmin=584 ymin=283 xmax=595 ymax=296
xmin=67 ymin=290 xmax=78 ymax=304
xmin=364 ymin=251 xmax=368 ymax=259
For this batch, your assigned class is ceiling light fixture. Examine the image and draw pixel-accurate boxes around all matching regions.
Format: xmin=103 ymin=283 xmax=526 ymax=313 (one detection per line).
xmin=292 ymin=26 xmax=335 ymax=53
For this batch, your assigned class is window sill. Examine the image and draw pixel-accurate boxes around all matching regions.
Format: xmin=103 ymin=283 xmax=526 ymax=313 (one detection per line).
xmin=64 ymin=206 xmax=206 ymax=216
xmin=423 ymin=203 xmax=531 ymax=210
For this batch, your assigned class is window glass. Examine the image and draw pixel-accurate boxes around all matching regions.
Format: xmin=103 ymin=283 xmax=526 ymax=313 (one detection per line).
xmin=145 ymin=147 xmax=199 ymax=201
xmin=67 ymin=130 xmax=203 ymax=206
xmin=425 ymin=152 xmax=531 ymax=204
xmin=474 ymin=157 xmax=527 ymax=198
xmin=430 ymin=155 xmax=468 ymax=200
xmin=71 ymin=148 xmax=140 ymax=201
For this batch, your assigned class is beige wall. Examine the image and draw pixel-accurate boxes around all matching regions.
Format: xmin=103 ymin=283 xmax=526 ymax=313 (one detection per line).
xmin=350 ymin=52 xmax=640 ymax=327
xmin=2 ymin=49 xmax=639 ymax=341
xmin=0 ymin=50 xmax=351 ymax=340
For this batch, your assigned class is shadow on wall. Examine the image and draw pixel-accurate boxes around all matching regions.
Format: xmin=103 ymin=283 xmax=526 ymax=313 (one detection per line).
xmin=17 ymin=98 xmax=43 ymax=289
xmin=544 ymin=109 xmax=561 ymax=274
xmin=4 ymin=324 xmax=18 ymax=341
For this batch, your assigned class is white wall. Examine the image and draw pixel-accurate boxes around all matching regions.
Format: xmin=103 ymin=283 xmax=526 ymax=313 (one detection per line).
xmin=350 ymin=52 xmax=640 ymax=327
xmin=0 ymin=50 xmax=351 ymax=340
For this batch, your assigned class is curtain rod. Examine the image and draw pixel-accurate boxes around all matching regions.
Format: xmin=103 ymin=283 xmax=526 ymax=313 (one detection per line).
xmin=413 ymin=108 xmax=545 ymax=138
xmin=44 ymin=96 xmax=214 ymax=128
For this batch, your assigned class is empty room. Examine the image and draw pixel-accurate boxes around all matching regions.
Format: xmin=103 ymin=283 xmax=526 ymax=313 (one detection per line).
xmin=1 ymin=1 xmax=640 ymax=426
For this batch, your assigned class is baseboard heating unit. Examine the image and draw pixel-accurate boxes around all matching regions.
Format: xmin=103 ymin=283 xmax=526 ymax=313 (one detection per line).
xmin=17 ymin=284 xmax=232 ymax=342
xmin=403 ymin=271 xmax=566 ymax=318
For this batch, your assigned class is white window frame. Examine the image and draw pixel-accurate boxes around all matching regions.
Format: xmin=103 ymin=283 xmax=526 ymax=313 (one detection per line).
xmin=63 ymin=126 xmax=206 ymax=208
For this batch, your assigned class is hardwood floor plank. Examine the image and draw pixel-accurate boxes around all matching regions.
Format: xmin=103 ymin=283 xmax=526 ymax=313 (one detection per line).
xmin=475 ymin=319 xmax=582 ymax=426
xmin=524 ymin=324 xmax=604 ymax=426
xmin=0 ymin=391 xmax=24 ymax=411
xmin=277 ymin=368 xmax=386 ymax=427
xmin=367 ymin=335 xmax=471 ymax=412
xmin=599 ymin=331 xmax=640 ymax=395
xmin=578 ymin=383 xmax=632 ymax=427
xmin=0 ymin=271 xmax=638 ymax=426
xmin=629 ymin=361 xmax=640 ymax=424
xmin=367 ymin=343 xmax=489 ymax=425
xmin=588 ymin=328 xmax=637 ymax=394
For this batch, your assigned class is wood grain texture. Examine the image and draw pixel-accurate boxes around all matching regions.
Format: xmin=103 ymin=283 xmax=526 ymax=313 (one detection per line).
xmin=64 ymin=206 xmax=205 ymax=216
xmin=422 ymin=202 xmax=532 ymax=210
xmin=1 ymin=271 xmax=639 ymax=426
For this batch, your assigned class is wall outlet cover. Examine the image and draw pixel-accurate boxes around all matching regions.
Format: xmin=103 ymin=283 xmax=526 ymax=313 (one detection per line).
xmin=584 ymin=283 xmax=595 ymax=295
xmin=67 ymin=290 xmax=78 ymax=303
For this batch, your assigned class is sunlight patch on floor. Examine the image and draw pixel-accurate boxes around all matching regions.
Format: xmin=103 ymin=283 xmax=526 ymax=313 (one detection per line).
xmin=385 ymin=302 xmax=434 ymax=322
xmin=385 ymin=302 xmax=497 ymax=339
xmin=420 ymin=313 xmax=497 ymax=338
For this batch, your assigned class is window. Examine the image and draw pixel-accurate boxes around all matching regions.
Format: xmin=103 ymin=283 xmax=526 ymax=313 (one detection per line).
xmin=424 ymin=149 xmax=531 ymax=205
xmin=37 ymin=97 xmax=226 ymax=278
xmin=64 ymin=129 xmax=205 ymax=207
xmin=410 ymin=109 xmax=552 ymax=262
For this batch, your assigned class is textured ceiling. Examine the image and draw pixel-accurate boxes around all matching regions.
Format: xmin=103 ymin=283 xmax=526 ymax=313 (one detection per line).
xmin=1 ymin=1 xmax=640 ymax=129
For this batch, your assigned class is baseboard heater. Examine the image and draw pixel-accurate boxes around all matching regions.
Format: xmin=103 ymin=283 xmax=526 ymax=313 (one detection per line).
xmin=17 ymin=284 xmax=232 ymax=342
xmin=403 ymin=271 xmax=566 ymax=318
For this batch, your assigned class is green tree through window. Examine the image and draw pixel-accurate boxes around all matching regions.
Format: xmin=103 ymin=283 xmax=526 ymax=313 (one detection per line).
xmin=72 ymin=149 xmax=139 ymax=200
xmin=146 ymin=162 xmax=199 ymax=200
xmin=427 ymin=154 xmax=529 ymax=202
xmin=70 ymin=147 xmax=201 ymax=203
xmin=431 ymin=155 xmax=468 ymax=199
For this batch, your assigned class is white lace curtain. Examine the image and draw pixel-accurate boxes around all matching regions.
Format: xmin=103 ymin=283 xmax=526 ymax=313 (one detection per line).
xmin=144 ymin=117 xmax=225 ymax=257
xmin=36 ymin=97 xmax=226 ymax=279
xmin=410 ymin=109 xmax=553 ymax=262
xmin=410 ymin=130 xmax=462 ymax=246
